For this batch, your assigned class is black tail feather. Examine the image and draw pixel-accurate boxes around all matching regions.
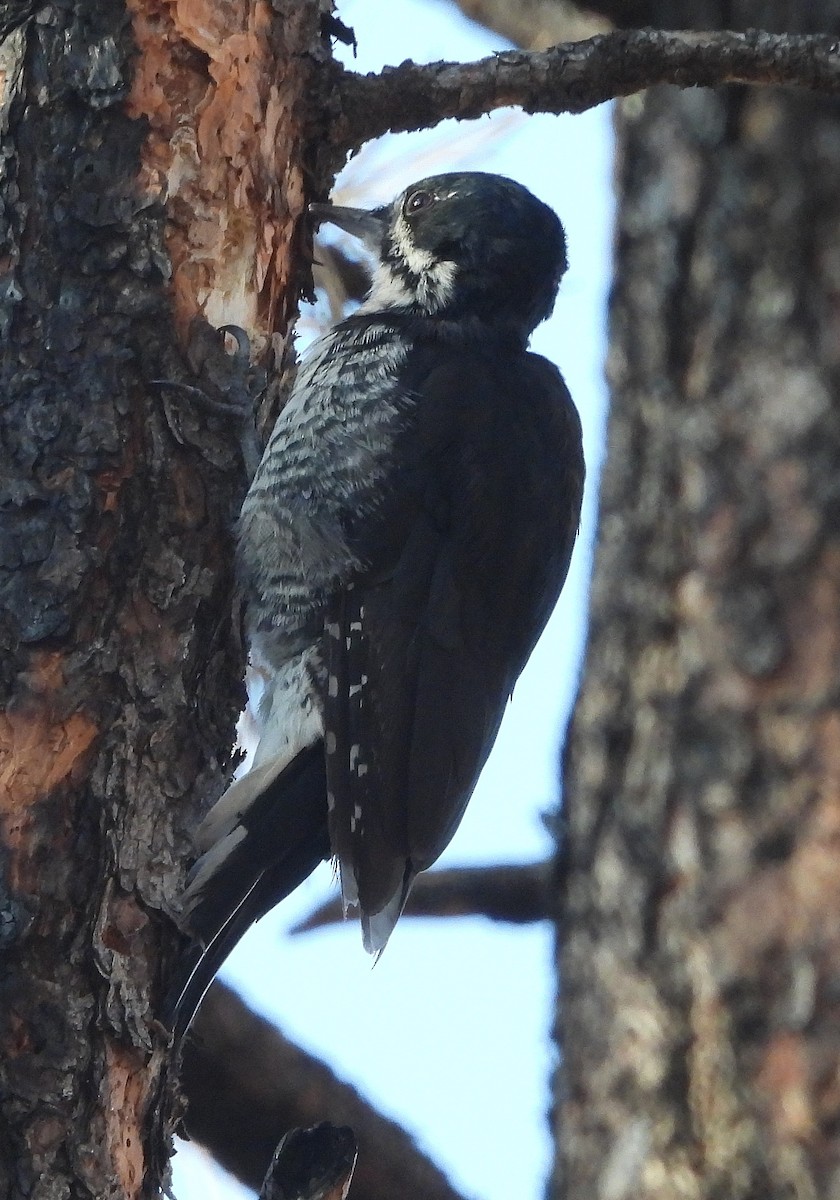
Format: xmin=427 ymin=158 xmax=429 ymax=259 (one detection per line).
xmin=162 ymin=743 xmax=330 ymax=1042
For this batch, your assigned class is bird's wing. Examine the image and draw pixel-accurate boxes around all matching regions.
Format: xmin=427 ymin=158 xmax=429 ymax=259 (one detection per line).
xmin=324 ymin=346 xmax=584 ymax=951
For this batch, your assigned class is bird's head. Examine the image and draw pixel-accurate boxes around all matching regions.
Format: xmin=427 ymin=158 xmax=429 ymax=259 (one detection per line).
xmin=311 ymin=172 xmax=567 ymax=339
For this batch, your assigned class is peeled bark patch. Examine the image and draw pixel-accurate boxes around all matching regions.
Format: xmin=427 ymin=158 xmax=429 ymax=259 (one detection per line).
xmin=126 ymin=0 xmax=317 ymax=346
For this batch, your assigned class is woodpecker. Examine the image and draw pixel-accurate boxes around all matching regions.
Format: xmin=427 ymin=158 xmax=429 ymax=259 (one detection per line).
xmin=166 ymin=172 xmax=584 ymax=1038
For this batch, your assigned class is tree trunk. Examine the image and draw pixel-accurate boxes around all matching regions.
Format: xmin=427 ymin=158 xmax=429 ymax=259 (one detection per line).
xmin=0 ymin=2 xmax=331 ymax=1194
xmin=555 ymin=3 xmax=840 ymax=1197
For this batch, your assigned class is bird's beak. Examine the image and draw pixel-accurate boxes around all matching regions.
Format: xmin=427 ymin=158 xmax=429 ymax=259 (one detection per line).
xmin=309 ymin=203 xmax=388 ymax=253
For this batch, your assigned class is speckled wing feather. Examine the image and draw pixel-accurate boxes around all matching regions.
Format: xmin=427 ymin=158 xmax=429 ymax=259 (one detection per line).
xmin=323 ymin=343 xmax=584 ymax=951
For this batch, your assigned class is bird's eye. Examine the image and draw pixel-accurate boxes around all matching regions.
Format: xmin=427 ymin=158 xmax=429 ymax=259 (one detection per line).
xmin=404 ymin=189 xmax=435 ymax=216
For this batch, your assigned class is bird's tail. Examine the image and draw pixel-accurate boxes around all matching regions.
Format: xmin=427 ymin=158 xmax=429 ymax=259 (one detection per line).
xmin=161 ymin=743 xmax=329 ymax=1042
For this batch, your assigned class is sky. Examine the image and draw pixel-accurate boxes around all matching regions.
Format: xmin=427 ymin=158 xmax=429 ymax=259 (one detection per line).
xmin=172 ymin=2 xmax=614 ymax=1197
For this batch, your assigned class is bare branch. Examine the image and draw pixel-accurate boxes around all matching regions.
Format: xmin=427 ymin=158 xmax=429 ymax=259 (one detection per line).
xmin=182 ymin=983 xmax=471 ymax=1200
xmin=331 ymin=28 xmax=840 ymax=152
xmin=292 ymin=861 xmax=551 ymax=934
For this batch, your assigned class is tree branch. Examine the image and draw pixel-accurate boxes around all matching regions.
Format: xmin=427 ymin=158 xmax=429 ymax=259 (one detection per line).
xmin=182 ymin=983 xmax=471 ymax=1200
xmin=292 ymin=861 xmax=551 ymax=935
xmin=330 ymin=28 xmax=840 ymax=151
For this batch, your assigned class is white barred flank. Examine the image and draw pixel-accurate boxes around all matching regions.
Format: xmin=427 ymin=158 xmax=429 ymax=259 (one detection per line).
xmin=237 ymin=320 xmax=413 ymax=661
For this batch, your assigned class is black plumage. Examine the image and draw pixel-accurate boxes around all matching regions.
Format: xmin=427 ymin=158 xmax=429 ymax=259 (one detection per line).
xmin=165 ymin=172 xmax=584 ymax=1039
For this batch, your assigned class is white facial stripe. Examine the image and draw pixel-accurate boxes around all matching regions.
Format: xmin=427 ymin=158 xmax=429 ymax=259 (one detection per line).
xmin=360 ymin=210 xmax=457 ymax=315
xmin=420 ymin=260 xmax=456 ymax=311
xmin=360 ymin=266 xmax=414 ymax=312
xmin=393 ymin=212 xmax=456 ymax=310
xmin=392 ymin=212 xmax=435 ymax=277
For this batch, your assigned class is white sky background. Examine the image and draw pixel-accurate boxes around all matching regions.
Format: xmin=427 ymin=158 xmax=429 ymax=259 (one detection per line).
xmin=172 ymin=2 xmax=614 ymax=1197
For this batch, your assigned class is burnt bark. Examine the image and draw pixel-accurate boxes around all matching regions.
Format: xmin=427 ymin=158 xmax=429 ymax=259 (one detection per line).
xmin=555 ymin=3 xmax=840 ymax=1197
xmin=0 ymin=2 xmax=333 ymax=1195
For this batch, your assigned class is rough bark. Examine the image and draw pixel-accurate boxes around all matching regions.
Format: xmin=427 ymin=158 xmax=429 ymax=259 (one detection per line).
xmin=555 ymin=3 xmax=840 ymax=1197
xmin=0 ymin=2 xmax=332 ymax=1195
